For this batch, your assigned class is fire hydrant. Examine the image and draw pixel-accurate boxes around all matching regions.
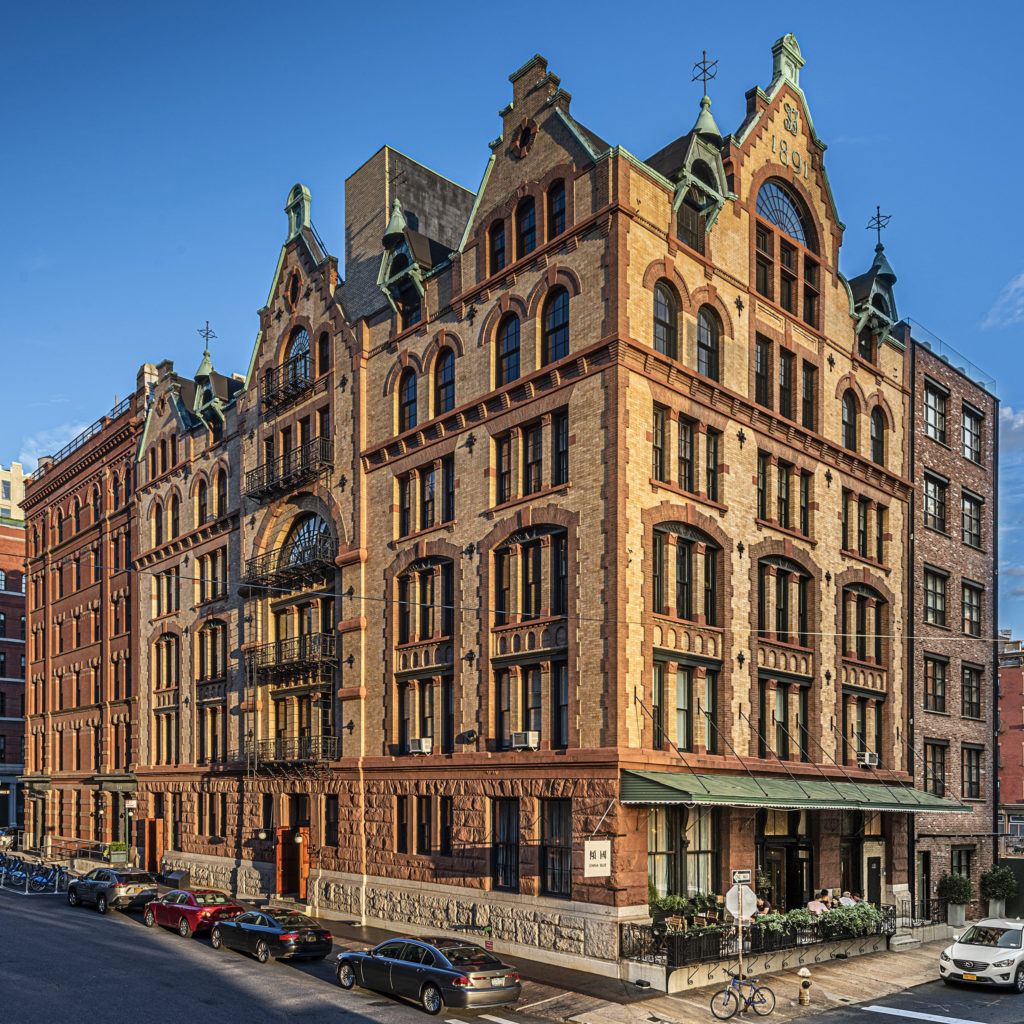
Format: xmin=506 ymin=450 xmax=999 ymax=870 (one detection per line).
xmin=798 ymin=967 xmax=812 ymax=1006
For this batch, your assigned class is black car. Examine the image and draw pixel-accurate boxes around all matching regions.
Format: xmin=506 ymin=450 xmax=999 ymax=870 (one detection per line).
xmin=211 ymin=908 xmax=333 ymax=963
xmin=67 ymin=868 xmax=158 ymax=914
xmin=336 ymin=937 xmax=522 ymax=1015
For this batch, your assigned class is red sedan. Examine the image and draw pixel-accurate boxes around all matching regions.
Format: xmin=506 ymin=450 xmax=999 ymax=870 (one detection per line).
xmin=144 ymin=889 xmax=244 ymax=937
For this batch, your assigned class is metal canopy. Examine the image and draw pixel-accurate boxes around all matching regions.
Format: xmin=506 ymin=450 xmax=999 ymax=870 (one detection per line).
xmin=620 ymin=769 xmax=968 ymax=814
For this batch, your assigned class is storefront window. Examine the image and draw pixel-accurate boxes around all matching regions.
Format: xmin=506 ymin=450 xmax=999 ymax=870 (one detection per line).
xmin=647 ymin=807 xmax=675 ymax=898
xmin=685 ymin=807 xmax=718 ymax=896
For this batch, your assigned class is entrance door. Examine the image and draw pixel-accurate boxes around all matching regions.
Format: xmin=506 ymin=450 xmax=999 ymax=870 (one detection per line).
xmin=143 ymin=818 xmax=164 ymax=873
xmin=867 ymin=856 xmax=882 ymax=907
xmin=275 ymin=826 xmax=309 ymax=897
xmin=765 ymin=847 xmax=786 ymax=910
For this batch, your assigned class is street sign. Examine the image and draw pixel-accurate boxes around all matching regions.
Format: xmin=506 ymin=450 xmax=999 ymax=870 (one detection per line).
xmin=731 ymin=868 xmax=752 ymax=885
xmin=725 ymin=883 xmax=758 ymax=921
xmin=583 ymin=839 xmax=612 ymax=877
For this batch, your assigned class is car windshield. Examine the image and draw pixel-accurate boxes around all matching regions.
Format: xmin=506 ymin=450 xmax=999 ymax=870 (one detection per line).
xmin=272 ymin=912 xmax=317 ymax=928
xmin=116 ymin=872 xmax=155 ymax=884
xmin=958 ymin=926 xmax=1023 ymax=949
xmin=193 ymin=892 xmax=230 ymax=906
xmin=438 ymin=944 xmax=502 ymax=967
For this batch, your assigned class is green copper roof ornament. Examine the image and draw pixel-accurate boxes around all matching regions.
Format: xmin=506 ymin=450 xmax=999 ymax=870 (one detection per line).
xmin=285 ymin=183 xmax=311 ymax=241
xmin=690 ymin=50 xmax=721 ymax=138
xmin=383 ymin=197 xmax=408 ymax=249
xmin=195 ymin=320 xmax=216 ymax=379
xmin=771 ymin=33 xmax=804 ymax=89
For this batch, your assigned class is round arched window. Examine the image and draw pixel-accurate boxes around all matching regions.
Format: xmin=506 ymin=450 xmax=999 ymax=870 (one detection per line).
xmin=284 ymin=514 xmax=332 ymax=565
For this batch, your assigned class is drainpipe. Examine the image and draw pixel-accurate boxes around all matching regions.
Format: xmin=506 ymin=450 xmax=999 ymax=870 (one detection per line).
xmin=992 ymin=393 xmax=1000 ymax=869
xmin=907 ymin=335 xmax=917 ymax=906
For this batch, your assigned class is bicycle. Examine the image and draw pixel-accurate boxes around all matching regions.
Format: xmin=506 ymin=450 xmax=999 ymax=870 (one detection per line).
xmin=709 ymin=969 xmax=776 ymax=1019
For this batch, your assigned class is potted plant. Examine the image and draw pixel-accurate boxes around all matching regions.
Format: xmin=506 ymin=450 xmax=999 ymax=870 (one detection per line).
xmin=980 ymin=865 xmax=1018 ymax=919
xmin=938 ymin=872 xmax=972 ymax=927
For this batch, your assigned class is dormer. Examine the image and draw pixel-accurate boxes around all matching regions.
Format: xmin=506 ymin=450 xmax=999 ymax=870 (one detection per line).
xmin=848 ymin=243 xmax=899 ymax=362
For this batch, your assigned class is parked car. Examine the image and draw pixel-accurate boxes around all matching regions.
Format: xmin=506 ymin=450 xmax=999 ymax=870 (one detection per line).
xmin=336 ymin=937 xmax=521 ymax=1014
xmin=939 ymin=919 xmax=1024 ymax=991
xmin=143 ymin=889 xmax=244 ymax=937
xmin=211 ymin=907 xmax=333 ymax=963
xmin=67 ymin=868 xmax=158 ymax=914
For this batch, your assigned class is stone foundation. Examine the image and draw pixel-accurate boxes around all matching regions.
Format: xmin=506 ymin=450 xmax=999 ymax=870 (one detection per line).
xmin=160 ymin=851 xmax=274 ymax=898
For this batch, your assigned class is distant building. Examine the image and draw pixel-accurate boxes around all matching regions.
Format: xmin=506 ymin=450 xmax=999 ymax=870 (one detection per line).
xmin=999 ymin=631 xmax=1024 ymax=846
xmin=0 ymin=462 xmax=27 ymax=522
xmin=0 ymin=520 xmax=26 ymax=828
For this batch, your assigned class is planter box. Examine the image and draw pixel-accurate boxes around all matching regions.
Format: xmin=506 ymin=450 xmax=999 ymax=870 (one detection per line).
xmin=947 ymin=903 xmax=966 ymax=928
xmin=988 ymin=899 xmax=1006 ymax=919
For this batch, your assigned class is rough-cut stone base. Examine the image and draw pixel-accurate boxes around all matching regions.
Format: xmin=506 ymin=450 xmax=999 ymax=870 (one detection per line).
xmin=161 ymin=851 xmax=274 ymax=898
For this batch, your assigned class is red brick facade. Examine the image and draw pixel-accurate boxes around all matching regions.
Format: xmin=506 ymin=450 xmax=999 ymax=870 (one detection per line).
xmin=0 ymin=521 xmax=26 ymax=826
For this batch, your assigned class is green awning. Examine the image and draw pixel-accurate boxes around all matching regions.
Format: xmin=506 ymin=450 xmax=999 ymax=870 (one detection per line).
xmin=620 ymin=770 xmax=969 ymax=814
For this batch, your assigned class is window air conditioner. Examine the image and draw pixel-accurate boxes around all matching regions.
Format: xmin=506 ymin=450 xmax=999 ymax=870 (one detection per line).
xmin=408 ymin=737 xmax=433 ymax=755
xmin=858 ymin=750 xmax=879 ymax=768
xmin=510 ymin=731 xmax=540 ymax=751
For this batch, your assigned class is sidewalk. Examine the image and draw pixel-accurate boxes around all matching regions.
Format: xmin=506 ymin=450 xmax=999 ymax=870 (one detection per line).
xmin=563 ymin=941 xmax=947 ymax=1024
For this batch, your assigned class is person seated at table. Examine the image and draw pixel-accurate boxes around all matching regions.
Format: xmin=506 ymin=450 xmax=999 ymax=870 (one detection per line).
xmin=851 ymin=892 xmax=863 ymax=904
xmin=755 ymin=896 xmax=771 ymax=916
xmin=839 ymin=891 xmax=856 ymax=907
xmin=807 ymin=891 xmax=830 ymax=915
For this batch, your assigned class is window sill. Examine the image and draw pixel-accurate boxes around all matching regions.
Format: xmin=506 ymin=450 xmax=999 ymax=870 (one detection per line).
xmin=651 ymin=478 xmax=727 ymax=513
xmin=922 ymin=707 xmax=951 ymax=717
xmin=923 ymin=524 xmax=950 ymax=539
xmin=395 ymin=518 xmax=457 ymax=545
xmin=487 ymin=482 xmax=571 ymax=517
xmin=756 ymin=517 xmax=815 ymax=545
xmin=922 ymin=620 xmax=951 ymax=631
xmin=840 ymin=548 xmax=887 ymax=571
xmin=654 ymin=613 xmax=723 ymax=632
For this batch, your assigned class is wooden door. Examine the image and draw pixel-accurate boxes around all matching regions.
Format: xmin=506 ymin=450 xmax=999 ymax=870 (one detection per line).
xmin=274 ymin=826 xmax=289 ymax=895
xmin=143 ymin=818 xmax=164 ymax=874
xmin=297 ymin=827 xmax=310 ymax=900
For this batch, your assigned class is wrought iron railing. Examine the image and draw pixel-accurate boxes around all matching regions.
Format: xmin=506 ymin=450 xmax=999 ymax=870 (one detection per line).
xmin=261 ymin=353 xmax=313 ymax=410
xmin=620 ymin=906 xmax=896 ymax=969
xmin=245 ymin=633 xmax=337 ymax=675
xmin=242 ymin=534 xmax=337 ymax=589
xmin=29 ymin=397 xmax=132 ymax=479
xmin=244 ymin=437 xmax=333 ymax=501
xmin=242 ymin=735 xmax=339 ymax=763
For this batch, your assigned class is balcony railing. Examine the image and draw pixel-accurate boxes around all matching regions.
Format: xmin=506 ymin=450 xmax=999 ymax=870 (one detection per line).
xmin=246 ymin=633 xmax=337 ymax=676
xmin=243 ymin=734 xmax=339 ymax=763
xmin=242 ymin=534 xmax=337 ymax=590
xmin=262 ymin=353 xmax=313 ymax=410
xmin=244 ymin=437 xmax=333 ymax=502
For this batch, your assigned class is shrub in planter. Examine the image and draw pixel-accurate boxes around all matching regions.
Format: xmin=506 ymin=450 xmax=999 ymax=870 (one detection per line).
xmin=752 ymin=911 xmax=789 ymax=934
xmin=937 ymin=872 xmax=973 ymax=905
xmin=784 ymin=908 xmax=815 ymax=930
xmin=980 ymin=865 xmax=1018 ymax=903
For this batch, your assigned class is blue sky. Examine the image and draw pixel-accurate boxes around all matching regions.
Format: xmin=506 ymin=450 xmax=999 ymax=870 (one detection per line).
xmin=3 ymin=1 xmax=1024 ymax=630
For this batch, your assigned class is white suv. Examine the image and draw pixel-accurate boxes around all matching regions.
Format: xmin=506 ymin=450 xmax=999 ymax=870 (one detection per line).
xmin=939 ymin=919 xmax=1024 ymax=991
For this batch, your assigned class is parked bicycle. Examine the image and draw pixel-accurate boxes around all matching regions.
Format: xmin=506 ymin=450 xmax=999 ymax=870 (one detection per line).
xmin=710 ymin=969 xmax=776 ymax=1019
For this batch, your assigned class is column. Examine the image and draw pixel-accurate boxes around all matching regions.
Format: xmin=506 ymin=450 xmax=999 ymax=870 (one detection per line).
xmin=692 ymin=542 xmax=706 ymax=623
xmin=766 ymin=455 xmax=778 ymax=521
xmin=508 ymin=664 xmax=523 ymax=735
xmin=664 ymin=661 xmax=679 ymax=749
xmin=540 ymin=414 xmax=553 ymax=490
xmin=663 ymin=533 xmax=677 ymax=616
xmin=508 ymin=545 xmax=521 ymax=623
xmin=665 ymin=409 xmax=678 ymax=484
xmin=694 ymin=424 xmax=707 ymax=496
xmin=432 ymin=565 xmax=443 ymax=638
xmin=867 ymin=500 xmax=878 ymax=560
xmin=787 ymin=686 xmax=801 ymax=761
xmin=762 ymin=566 xmax=777 ymax=638
xmin=867 ymin=699 xmax=878 ymax=756
xmin=864 ymin=597 xmax=878 ymax=662
xmin=694 ymin=665 xmax=708 ymax=752
xmin=509 ymin=426 xmax=522 ymax=502
xmin=539 ymin=661 xmax=551 ymax=748
xmin=845 ymin=694 xmax=858 ymax=763
xmin=764 ymin=680 xmax=778 ymax=756
xmin=539 ymin=535 xmax=552 ymax=618
xmin=789 ymin=572 xmax=803 ymax=644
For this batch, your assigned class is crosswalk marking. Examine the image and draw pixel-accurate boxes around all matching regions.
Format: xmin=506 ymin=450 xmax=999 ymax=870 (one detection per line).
xmin=478 ymin=1015 xmax=519 ymax=1024
xmin=864 ymin=1006 xmax=989 ymax=1024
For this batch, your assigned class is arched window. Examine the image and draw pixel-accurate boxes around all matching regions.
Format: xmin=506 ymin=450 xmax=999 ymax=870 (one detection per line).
xmin=870 ymin=408 xmax=886 ymax=465
xmin=653 ymin=282 xmax=678 ymax=360
xmin=756 ymin=556 xmax=812 ymax=647
xmin=284 ymin=513 xmax=334 ymax=566
xmin=398 ymin=368 xmax=418 ymax=432
xmin=677 ymin=185 xmax=708 ymax=254
xmin=169 ymin=494 xmax=180 ymax=538
xmin=493 ymin=527 xmax=568 ymax=630
xmin=286 ymin=327 xmax=311 ymax=386
xmin=396 ymin=557 xmax=456 ymax=646
xmin=547 ymin=179 xmax=566 ymax=238
xmin=842 ymin=390 xmax=859 ymax=451
xmin=197 ymin=620 xmax=228 ymax=682
xmin=489 ymin=221 xmax=506 ymax=274
xmin=651 ymin=523 xmax=721 ymax=626
xmin=434 ymin=348 xmax=455 ymax=415
xmin=754 ymin=179 xmax=819 ymax=328
xmin=111 ymin=475 xmax=121 ymax=511
xmin=152 ymin=502 xmax=164 ymax=547
xmin=842 ymin=584 xmax=887 ymax=665
xmin=56 ymin=511 xmax=64 ymax=543
xmin=216 ymin=468 xmax=228 ymax=517
xmin=858 ymin=327 xmax=875 ymax=363
xmin=153 ymin=633 xmax=180 ymax=688
xmin=73 ymin=498 xmax=81 ymax=533
xmin=541 ymin=287 xmax=570 ymax=365
xmin=496 ymin=315 xmax=521 ymax=386
xmin=515 ymin=197 xmax=536 ymax=259
xmin=92 ymin=487 xmax=101 ymax=523
xmin=196 ymin=479 xmax=209 ymax=526
xmin=123 ymin=468 xmax=131 ymax=501
xmin=696 ymin=306 xmax=721 ymax=381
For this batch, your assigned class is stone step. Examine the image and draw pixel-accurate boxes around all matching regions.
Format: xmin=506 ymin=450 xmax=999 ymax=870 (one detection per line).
xmin=888 ymin=934 xmax=922 ymax=952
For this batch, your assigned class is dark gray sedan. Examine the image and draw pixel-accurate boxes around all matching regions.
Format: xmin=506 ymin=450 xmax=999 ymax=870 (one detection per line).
xmin=336 ymin=937 xmax=521 ymax=1014
xmin=66 ymin=868 xmax=158 ymax=914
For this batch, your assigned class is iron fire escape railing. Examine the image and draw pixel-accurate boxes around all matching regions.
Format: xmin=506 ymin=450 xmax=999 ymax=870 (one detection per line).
xmin=241 ymin=534 xmax=337 ymax=590
xmin=241 ymin=735 xmax=339 ymax=764
xmin=245 ymin=632 xmax=338 ymax=677
xmin=244 ymin=436 xmax=333 ymax=502
xmin=261 ymin=352 xmax=313 ymax=410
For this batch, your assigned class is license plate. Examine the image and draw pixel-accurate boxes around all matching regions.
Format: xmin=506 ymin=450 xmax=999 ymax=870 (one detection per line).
xmin=305 ymin=935 xmax=316 ymax=943
xmin=490 ymin=977 xmax=506 ymax=987
xmin=962 ymin=973 xmax=977 ymax=981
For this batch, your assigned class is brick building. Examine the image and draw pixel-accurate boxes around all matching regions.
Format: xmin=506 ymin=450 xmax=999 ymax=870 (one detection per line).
xmin=0 ymin=461 xmax=27 ymax=521
xmin=21 ymin=397 xmax=141 ymax=850
xmin=137 ymin=36 xmax=972 ymax=974
xmin=0 ymin=520 xmax=26 ymax=827
xmin=908 ymin=335 xmax=998 ymax=907
xmin=998 ymin=633 xmax=1024 ymax=841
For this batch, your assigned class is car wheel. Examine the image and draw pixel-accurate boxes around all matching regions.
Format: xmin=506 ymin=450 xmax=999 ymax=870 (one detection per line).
xmin=1015 ymin=965 xmax=1024 ymax=994
xmin=255 ymin=939 xmax=270 ymax=964
xmin=67 ymin=888 xmax=79 ymax=907
xmin=337 ymin=963 xmax=356 ymax=989
xmin=144 ymin=908 xmax=155 ymax=927
xmin=178 ymin=917 xmax=192 ymax=938
xmin=211 ymin=927 xmax=223 ymax=950
xmin=420 ymin=983 xmax=443 ymax=1016
xmin=96 ymin=894 xmax=108 ymax=915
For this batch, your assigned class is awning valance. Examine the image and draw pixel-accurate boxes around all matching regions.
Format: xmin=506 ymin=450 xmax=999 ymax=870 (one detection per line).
xmin=620 ymin=769 xmax=968 ymax=814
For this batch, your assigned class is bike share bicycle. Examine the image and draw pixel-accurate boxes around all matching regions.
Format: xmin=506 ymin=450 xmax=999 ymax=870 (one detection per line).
xmin=710 ymin=969 xmax=776 ymax=1019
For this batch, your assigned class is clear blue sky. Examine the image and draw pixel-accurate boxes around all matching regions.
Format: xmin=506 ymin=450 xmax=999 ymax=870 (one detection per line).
xmin=3 ymin=1 xmax=1024 ymax=631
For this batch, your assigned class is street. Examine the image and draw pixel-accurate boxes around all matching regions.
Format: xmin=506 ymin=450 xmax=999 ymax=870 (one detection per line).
xmin=0 ymin=888 xmax=554 ymax=1024
xmin=794 ymin=980 xmax=1021 ymax=1024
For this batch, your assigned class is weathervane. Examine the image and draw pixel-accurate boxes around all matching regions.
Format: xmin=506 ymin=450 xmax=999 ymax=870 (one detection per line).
xmin=867 ymin=205 xmax=892 ymax=247
xmin=197 ymin=320 xmax=217 ymax=355
xmin=692 ymin=49 xmax=718 ymax=97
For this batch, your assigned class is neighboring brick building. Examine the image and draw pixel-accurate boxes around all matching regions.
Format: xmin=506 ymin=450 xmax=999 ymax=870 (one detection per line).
xmin=0 ymin=519 xmax=26 ymax=828
xmin=0 ymin=461 xmax=27 ymax=521
xmin=21 ymin=398 xmax=141 ymax=851
xmin=131 ymin=353 xmax=244 ymax=873
xmin=998 ymin=633 xmax=1024 ymax=843
xmin=908 ymin=335 xmax=998 ymax=907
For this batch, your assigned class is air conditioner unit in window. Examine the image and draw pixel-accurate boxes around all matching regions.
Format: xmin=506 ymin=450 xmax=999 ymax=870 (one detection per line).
xmin=511 ymin=731 xmax=540 ymax=751
xmin=858 ymin=751 xmax=879 ymax=768
xmin=408 ymin=737 xmax=433 ymax=755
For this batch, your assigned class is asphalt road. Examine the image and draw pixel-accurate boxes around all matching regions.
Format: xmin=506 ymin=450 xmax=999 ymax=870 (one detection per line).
xmin=0 ymin=887 xmax=549 ymax=1024
xmin=799 ymin=978 xmax=1024 ymax=1024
